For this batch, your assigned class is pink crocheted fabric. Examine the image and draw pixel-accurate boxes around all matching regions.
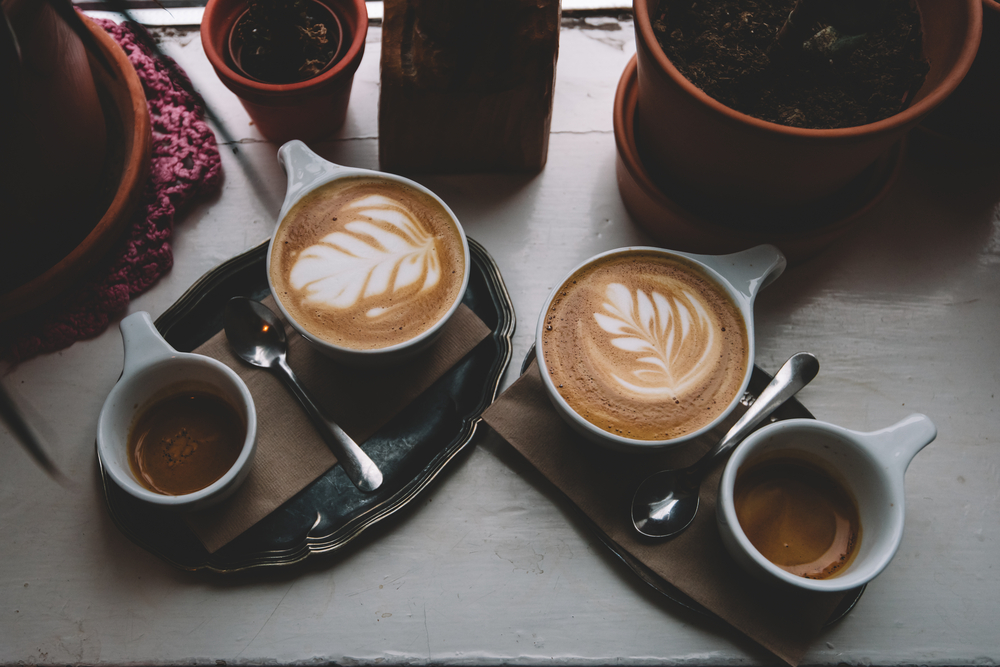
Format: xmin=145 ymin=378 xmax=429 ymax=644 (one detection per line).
xmin=2 ymin=19 xmax=221 ymax=364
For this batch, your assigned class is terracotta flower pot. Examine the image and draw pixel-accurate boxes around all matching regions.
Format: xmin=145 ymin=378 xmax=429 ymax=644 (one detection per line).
xmin=613 ymin=56 xmax=904 ymax=266
xmin=0 ymin=12 xmax=151 ymax=321
xmin=228 ymin=1 xmax=343 ymax=83
xmin=632 ymin=0 xmax=981 ymax=213
xmin=201 ymin=0 xmax=367 ymax=142
xmin=920 ymin=0 xmax=1000 ymax=152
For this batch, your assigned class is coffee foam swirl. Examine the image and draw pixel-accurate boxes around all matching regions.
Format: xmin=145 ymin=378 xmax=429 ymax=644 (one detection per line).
xmin=289 ymin=193 xmax=442 ymax=316
xmin=541 ymin=252 xmax=748 ymax=441
xmin=594 ymin=282 xmax=717 ymax=398
xmin=271 ymin=178 xmax=465 ymax=351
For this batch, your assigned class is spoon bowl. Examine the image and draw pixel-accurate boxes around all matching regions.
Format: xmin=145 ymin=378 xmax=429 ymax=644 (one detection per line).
xmin=224 ymin=297 xmax=288 ymax=368
xmin=223 ymin=297 xmax=383 ymax=493
xmin=632 ymin=468 xmax=702 ymax=538
xmin=631 ymin=352 xmax=819 ymax=538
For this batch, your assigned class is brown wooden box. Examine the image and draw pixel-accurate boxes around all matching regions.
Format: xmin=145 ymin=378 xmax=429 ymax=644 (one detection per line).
xmin=379 ymin=0 xmax=561 ymax=173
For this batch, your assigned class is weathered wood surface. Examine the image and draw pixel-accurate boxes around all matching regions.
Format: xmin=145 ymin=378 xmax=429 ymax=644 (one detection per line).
xmin=1 ymin=17 xmax=999 ymax=667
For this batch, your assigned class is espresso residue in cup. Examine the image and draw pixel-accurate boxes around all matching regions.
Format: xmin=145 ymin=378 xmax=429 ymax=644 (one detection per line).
xmin=128 ymin=391 xmax=246 ymax=496
xmin=734 ymin=457 xmax=861 ymax=579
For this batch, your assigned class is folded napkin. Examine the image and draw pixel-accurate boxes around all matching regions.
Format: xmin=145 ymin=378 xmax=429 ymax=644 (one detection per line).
xmin=184 ymin=297 xmax=490 ymax=553
xmin=482 ymin=361 xmax=847 ymax=667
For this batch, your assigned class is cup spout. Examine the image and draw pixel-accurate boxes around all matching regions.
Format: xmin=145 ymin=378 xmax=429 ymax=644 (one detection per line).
xmin=687 ymin=244 xmax=786 ymax=304
xmin=865 ymin=413 xmax=937 ymax=476
xmin=277 ymin=140 xmax=322 ymax=178
xmin=119 ymin=311 xmax=176 ymax=379
xmin=276 ymin=140 xmax=347 ymax=220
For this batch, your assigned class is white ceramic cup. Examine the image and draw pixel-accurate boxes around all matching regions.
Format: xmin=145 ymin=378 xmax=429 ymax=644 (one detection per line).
xmin=535 ymin=244 xmax=786 ymax=451
xmin=266 ymin=140 xmax=471 ymax=367
xmin=716 ymin=413 xmax=937 ymax=592
xmin=96 ymin=311 xmax=257 ymax=511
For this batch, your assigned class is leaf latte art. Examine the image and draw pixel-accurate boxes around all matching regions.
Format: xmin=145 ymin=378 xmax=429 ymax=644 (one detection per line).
xmin=541 ymin=251 xmax=748 ymax=441
xmin=594 ymin=282 xmax=717 ymax=398
xmin=289 ymin=194 xmax=442 ymax=317
xmin=271 ymin=177 xmax=466 ymax=351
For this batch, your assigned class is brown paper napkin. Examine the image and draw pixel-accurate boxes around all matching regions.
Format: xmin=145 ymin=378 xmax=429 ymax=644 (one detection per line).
xmin=184 ymin=298 xmax=491 ymax=553
xmin=482 ymin=362 xmax=847 ymax=667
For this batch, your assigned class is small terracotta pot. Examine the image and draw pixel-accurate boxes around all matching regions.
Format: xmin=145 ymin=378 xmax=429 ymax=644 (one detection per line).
xmin=920 ymin=0 xmax=1000 ymax=152
xmin=201 ymin=0 xmax=367 ymax=142
xmin=632 ymin=0 xmax=981 ymax=212
xmin=613 ymin=57 xmax=903 ymax=266
xmin=228 ymin=1 xmax=343 ymax=83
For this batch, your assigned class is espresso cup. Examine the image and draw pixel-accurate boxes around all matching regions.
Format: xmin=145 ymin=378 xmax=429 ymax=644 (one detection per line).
xmin=267 ymin=141 xmax=471 ymax=367
xmin=716 ymin=414 xmax=937 ymax=592
xmin=535 ymin=244 xmax=786 ymax=451
xmin=97 ymin=312 xmax=258 ymax=511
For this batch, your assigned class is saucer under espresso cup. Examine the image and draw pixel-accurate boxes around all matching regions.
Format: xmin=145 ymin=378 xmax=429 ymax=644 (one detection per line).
xmin=266 ymin=140 xmax=471 ymax=367
xmin=97 ymin=312 xmax=258 ymax=511
xmin=716 ymin=414 xmax=937 ymax=592
xmin=535 ymin=244 xmax=786 ymax=451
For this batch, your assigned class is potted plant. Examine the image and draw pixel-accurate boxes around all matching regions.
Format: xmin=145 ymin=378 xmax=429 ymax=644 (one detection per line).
xmin=0 ymin=0 xmax=151 ymax=317
xmin=631 ymin=0 xmax=981 ymax=216
xmin=201 ymin=0 xmax=367 ymax=143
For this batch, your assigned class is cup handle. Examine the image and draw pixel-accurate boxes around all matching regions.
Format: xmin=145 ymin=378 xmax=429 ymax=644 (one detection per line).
xmin=276 ymin=140 xmax=350 ymax=220
xmin=688 ymin=244 xmax=787 ymax=303
xmin=863 ymin=413 xmax=937 ymax=477
xmin=119 ymin=311 xmax=177 ymax=379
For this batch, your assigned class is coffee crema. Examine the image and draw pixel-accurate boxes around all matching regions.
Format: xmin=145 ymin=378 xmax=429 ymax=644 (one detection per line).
xmin=734 ymin=457 xmax=862 ymax=580
xmin=128 ymin=390 xmax=246 ymax=496
xmin=270 ymin=177 xmax=466 ymax=350
xmin=541 ymin=251 xmax=749 ymax=441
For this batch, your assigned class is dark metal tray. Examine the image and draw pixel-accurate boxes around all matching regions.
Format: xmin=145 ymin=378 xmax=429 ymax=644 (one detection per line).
xmin=99 ymin=237 xmax=515 ymax=572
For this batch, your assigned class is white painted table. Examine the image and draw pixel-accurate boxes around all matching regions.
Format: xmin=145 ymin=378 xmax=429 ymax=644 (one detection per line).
xmin=2 ymin=16 xmax=999 ymax=666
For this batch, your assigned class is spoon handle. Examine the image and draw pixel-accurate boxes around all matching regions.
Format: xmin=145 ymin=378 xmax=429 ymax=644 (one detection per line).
xmin=689 ymin=352 xmax=820 ymax=478
xmin=274 ymin=358 xmax=383 ymax=493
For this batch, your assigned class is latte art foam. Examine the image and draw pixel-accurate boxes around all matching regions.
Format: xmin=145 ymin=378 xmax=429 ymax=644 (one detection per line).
xmin=270 ymin=177 xmax=466 ymax=350
xmin=542 ymin=252 xmax=748 ymax=441
xmin=289 ymin=193 xmax=443 ymax=314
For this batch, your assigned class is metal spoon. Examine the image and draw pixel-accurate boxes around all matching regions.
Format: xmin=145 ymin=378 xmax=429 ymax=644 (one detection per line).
xmin=223 ymin=297 xmax=383 ymax=493
xmin=631 ymin=352 xmax=819 ymax=539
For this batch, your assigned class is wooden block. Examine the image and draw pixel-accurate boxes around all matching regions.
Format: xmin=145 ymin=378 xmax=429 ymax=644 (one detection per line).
xmin=379 ymin=0 xmax=560 ymax=173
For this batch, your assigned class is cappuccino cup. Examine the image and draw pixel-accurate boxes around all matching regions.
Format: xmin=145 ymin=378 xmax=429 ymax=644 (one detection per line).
xmin=717 ymin=414 xmax=937 ymax=592
xmin=267 ymin=141 xmax=471 ymax=367
xmin=535 ymin=245 xmax=785 ymax=451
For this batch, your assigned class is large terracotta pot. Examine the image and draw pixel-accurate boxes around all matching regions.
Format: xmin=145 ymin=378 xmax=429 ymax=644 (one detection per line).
xmin=1 ymin=0 xmax=106 ymax=294
xmin=920 ymin=0 xmax=1000 ymax=151
xmin=0 ymin=12 xmax=151 ymax=321
xmin=201 ymin=0 xmax=367 ymax=142
xmin=614 ymin=57 xmax=904 ymax=266
xmin=632 ymin=0 xmax=982 ymax=212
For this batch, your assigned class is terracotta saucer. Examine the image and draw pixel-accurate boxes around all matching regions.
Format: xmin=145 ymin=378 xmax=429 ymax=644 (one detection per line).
xmin=613 ymin=56 xmax=904 ymax=265
xmin=0 ymin=14 xmax=151 ymax=323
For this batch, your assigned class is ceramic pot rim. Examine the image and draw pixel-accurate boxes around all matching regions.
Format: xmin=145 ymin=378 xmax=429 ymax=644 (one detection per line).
xmin=632 ymin=0 xmax=983 ymax=138
xmin=227 ymin=1 xmax=344 ymax=84
xmin=202 ymin=0 xmax=367 ymax=95
xmin=0 ymin=13 xmax=151 ymax=323
xmin=612 ymin=55 xmax=906 ymax=263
